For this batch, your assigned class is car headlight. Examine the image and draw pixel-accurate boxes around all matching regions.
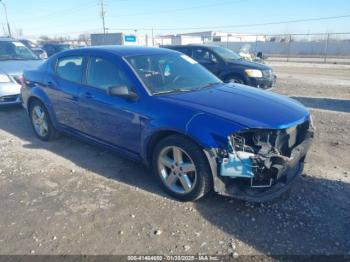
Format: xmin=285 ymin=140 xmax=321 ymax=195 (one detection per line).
xmin=0 ymin=74 xmax=11 ymax=83
xmin=245 ymin=69 xmax=263 ymax=78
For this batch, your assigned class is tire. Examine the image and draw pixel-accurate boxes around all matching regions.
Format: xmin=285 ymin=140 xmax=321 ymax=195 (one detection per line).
xmin=29 ymin=100 xmax=59 ymax=141
xmin=152 ymin=135 xmax=212 ymax=201
xmin=225 ymin=75 xmax=244 ymax=84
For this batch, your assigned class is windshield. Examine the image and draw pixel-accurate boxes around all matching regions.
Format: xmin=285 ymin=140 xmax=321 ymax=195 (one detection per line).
xmin=212 ymin=46 xmax=241 ymax=61
xmin=126 ymin=53 xmax=221 ymax=95
xmin=20 ymin=40 xmax=37 ymax=49
xmin=0 ymin=41 xmax=39 ymax=61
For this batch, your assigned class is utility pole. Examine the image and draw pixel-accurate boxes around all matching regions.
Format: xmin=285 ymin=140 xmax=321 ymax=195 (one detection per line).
xmin=99 ymin=0 xmax=106 ymax=35
xmin=324 ymin=33 xmax=330 ymax=63
xmin=151 ymin=28 xmax=154 ymax=47
xmin=0 ymin=0 xmax=11 ymax=37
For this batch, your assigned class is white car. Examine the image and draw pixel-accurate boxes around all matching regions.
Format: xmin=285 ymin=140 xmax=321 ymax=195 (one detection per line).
xmin=0 ymin=38 xmax=43 ymax=105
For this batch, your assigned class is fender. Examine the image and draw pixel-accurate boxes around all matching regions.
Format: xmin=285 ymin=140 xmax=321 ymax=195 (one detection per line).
xmin=186 ymin=112 xmax=246 ymax=149
xmin=219 ymin=69 xmax=246 ymax=83
xmin=140 ymin=111 xmax=195 ymax=162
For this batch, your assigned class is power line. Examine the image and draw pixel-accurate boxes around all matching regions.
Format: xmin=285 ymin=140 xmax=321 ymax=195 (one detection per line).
xmin=108 ymin=14 xmax=350 ymax=31
xmin=109 ymin=0 xmax=245 ymax=17
xmin=15 ymin=1 xmax=97 ymax=22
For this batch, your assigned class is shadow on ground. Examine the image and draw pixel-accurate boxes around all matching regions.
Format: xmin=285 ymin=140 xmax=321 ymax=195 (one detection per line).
xmin=291 ymin=96 xmax=350 ymax=113
xmin=0 ymin=106 xmax=350 ymax=255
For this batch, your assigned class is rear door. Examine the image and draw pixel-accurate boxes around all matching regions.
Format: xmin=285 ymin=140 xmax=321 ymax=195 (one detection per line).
xmin=45 ymin=55 xmax=86 ymax=130
xmin=78 ymin=55 xmax=141 ymax=153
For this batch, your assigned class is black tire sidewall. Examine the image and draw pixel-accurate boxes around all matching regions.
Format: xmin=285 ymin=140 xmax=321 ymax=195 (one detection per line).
xmin=226 ymin=76 xmax=244 ymax=84
xmin=152 ymin=135 xmax=212 ymax=201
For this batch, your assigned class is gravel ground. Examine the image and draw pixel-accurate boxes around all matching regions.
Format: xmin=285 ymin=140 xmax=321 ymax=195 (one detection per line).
xmin=0 ymin=62 xmax=349 ymax=256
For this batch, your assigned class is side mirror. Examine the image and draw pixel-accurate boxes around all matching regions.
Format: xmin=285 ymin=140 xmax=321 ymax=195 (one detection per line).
xmin=107 ymin=85 xmax=138 ymax=100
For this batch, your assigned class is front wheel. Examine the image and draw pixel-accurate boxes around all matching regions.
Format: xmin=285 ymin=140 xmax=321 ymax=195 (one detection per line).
xmin=225 ymin=76 xmax=244 ymax=84
xmin=152 ymin=135 xmax=212 ymax=201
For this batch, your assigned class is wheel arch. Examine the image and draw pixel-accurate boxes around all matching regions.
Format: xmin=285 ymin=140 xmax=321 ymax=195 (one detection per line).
xmin=144 ymin=129 xmax=209 ymax=168
xmin=223 ymin=72 xmax=246 ymax=83
xmin=27 ymin=93 xmax=58 ymax=129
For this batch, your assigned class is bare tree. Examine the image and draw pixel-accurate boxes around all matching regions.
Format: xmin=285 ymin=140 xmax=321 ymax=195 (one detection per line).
xmin=78 ymin=33 xmax=90 ymax=46
xmin=39 ymin=35 xmax=50 ymax=41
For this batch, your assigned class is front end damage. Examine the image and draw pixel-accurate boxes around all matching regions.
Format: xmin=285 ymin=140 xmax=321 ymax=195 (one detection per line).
xmin=206 ymin=120 xmax=314 ymax=202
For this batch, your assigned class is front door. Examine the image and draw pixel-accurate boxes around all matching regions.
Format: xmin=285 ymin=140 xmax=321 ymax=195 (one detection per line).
xmin=192 ymin=48 xmax=221 ymax=76
xmin=78 ymin=56 xmax=141 ymax=153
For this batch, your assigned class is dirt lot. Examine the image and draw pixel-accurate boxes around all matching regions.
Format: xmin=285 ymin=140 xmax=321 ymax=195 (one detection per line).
xmin=0 ymin=62 xmax=349 ymax=256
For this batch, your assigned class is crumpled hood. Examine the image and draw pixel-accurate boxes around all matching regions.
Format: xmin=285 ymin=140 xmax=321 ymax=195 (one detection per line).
xmin=159 ymin=84 xmax=309 ymax=129
xmin=0 ymin=60 xmax=43 ymax=76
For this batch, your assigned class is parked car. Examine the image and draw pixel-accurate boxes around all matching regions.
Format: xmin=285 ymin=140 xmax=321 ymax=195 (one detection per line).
xmin=18 ymin=39 xmax=48 ymax=59
xmin=164 ymin=45 xmax=276 ymax=89
xmin=0 ymin=38 xmax=43 ymax=105
xmin=21 ymin=46 xmax=313 ymax=202
xmin=41 ymin=43 xmax=71 ymax=57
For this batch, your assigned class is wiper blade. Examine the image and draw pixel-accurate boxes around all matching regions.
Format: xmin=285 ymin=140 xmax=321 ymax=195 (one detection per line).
xmin=198 ymin=82 xmax=222 ymax=90
xmin=155 ymin=88 xmax=194 ymax=95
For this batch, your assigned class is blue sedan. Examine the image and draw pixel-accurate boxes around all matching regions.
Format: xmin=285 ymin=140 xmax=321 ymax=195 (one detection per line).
xmin=21 ymin=46 xmax=314 ymax=202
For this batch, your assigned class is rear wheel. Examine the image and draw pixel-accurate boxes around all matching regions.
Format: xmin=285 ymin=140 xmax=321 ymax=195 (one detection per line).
xmin=30 ymin=100 xmax=59 ymax=141
xmin=153 ymin=135 xmax=212 ymax=201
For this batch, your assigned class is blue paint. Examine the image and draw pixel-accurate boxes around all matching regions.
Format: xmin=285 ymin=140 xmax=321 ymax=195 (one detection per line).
xmin=21 ymin=46 xmax=310 ymax=166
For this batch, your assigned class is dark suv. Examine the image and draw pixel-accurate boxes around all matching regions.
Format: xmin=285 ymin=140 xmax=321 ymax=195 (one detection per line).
xmin=164 ymin=45 xmax=276 ymax=89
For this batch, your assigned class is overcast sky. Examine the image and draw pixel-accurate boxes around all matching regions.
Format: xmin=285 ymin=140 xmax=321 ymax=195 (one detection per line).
xmin=1 ymin=0 xmax=350 ymax=38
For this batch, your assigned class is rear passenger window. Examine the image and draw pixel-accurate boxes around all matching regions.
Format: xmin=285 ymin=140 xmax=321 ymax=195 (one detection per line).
xmin=56 ymin=56 xmax=83 ymax=83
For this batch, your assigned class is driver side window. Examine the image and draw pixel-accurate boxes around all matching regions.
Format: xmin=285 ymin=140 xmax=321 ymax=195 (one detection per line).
xmin=87 ymin=57 xmax=133 ymax=91
xmin=192 ymin=48 xmax=218 ymax=64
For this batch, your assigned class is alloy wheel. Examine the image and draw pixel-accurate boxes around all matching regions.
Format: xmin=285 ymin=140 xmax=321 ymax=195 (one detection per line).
xmin=32 ymin=105 xmax=49 ymax=138
xmin=158 ymin=146 xmax=197 ymax=194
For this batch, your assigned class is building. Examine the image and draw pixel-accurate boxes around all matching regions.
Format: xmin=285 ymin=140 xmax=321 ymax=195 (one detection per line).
xmin=90 ymin=33 xmax=150 ymax=46
xmin=177 ymin=31 xmax=266 ymax=43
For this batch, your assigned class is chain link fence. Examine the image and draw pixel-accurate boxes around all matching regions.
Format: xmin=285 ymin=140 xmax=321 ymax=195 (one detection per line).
xmin=153 ymin=32 xmax=350 ymax=64
xmin=200 ymin=32 xmax=350 ymax=64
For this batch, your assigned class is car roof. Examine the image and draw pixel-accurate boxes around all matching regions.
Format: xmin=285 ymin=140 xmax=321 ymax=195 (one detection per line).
xmin=0 ymin=37 xmax=19 ymax=42
xmin=164 ymin=44 xmax=220 ymax=49
xmin=58 ymin=45 xmax=179 ymax=57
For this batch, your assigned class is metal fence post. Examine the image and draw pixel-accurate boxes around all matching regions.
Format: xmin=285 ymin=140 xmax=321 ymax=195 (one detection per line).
xmin=287 ymin=34 xmax=292 ymax=62
xmin=324 ymin=33 xmax=330 ymax=63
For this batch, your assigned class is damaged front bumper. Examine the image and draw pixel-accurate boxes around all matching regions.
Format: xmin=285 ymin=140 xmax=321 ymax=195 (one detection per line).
xmin=205 ymin=122 xmax=314 ymax=202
